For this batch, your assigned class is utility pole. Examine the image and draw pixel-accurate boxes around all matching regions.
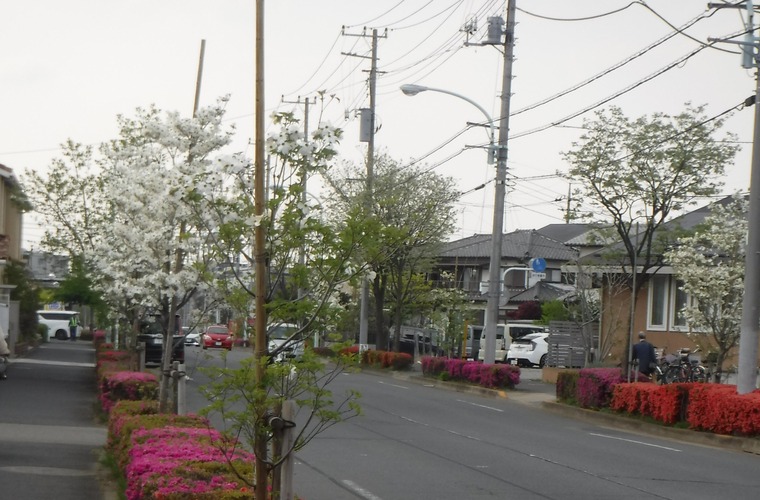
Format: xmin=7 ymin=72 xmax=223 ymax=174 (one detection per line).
xmin=282 ymin=95 xmax=317 ymax=341
xmin=343 ymin=27 xmax=386 ymax=352
xmin=483 ymin=0 xmax=517 ymax=365
xmin=708 ymin=1 xmax=759 ymax=393
xmin=253 ymin=1 xmax=269 ymax=498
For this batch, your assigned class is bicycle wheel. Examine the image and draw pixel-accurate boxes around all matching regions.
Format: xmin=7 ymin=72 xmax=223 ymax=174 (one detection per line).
xmin=663 ymin=366 xmax=682 ymax=384
xmin=690 ymin=365 xmax=707 ymax=383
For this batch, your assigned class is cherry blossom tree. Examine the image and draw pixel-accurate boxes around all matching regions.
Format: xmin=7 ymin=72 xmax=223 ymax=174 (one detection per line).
xmin=665 ymin=195 xmax=747 ymax=381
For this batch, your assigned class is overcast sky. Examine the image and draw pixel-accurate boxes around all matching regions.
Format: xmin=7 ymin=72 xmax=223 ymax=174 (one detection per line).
xmin=2 ymin=1 xmax=756 ymax=250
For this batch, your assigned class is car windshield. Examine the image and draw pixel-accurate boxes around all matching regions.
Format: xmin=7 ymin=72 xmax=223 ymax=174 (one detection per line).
xmin=269 ymin=325 xmax=297 ymax=340
xmin=207 ymin=326 xmax=228 ymax=334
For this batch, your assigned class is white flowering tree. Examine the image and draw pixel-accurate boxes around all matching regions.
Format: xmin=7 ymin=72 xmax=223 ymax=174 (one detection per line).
xmin=665 ymin=195 xmax=747 ymax=381
xmin=92 ymin=98 xmax=235 ymax=410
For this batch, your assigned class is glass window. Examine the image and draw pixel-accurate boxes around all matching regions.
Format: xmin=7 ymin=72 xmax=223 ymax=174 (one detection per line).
xmin=672 ymin=280 xmax=688 ymax=328
xmin=648 ymin=275 xmax=668 ymax=329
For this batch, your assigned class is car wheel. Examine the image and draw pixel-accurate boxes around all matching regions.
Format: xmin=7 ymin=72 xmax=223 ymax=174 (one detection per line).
xmin=505 ymin=357 xmax=512 ymax=365
xmin=55 ymin=330 xmax=67 ymax=340
xmin=538 ymin=354 xmax=547 ymax=368
xmin=202 ymin=345 xmax=207 ymax=350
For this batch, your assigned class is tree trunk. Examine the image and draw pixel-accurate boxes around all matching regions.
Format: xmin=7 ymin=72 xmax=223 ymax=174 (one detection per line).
xmin=372 ymin=274 xmax=387 ymax=351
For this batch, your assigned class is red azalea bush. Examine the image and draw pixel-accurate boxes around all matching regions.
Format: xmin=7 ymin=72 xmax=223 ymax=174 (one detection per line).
xmin=686 ymin=384 xmax=760 ymax=435
xmin=576 ymin=368 xmax=626 ymax=409
xmin=100 ymin=371 xmax=159 ymax=414
xmin=125 ymin=426 xmax=254 ymax=500
xmin=362 ymin=350 xmax=414 ymax=370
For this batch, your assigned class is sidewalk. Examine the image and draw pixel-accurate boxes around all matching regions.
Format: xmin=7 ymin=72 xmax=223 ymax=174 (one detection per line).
xmin=0 ymin=341 xmax=115 ymax=500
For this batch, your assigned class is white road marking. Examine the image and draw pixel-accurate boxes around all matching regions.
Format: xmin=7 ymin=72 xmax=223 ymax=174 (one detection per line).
xmin=10 ymin=358 xmax=95 ymax=368
xmin=378 ymin=380 xmax=409 ymax=389
xmin=589 ymin=432 xmax=682 ymax=452
xmin=457 ymin=399 xmax=504 ymax=412
xmin=342 ymin=480 xmax=384 ymax=500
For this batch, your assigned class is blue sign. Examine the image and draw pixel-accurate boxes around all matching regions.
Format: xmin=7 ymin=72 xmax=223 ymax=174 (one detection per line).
xmin=530 ymin=258 xmax=546 ymax=273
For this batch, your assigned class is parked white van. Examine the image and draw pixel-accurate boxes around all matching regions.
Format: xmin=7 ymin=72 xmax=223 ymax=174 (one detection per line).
xmin=37 ymin=310 xmax=78 ymax=340
xmin=479 ymin=323 xmax=545 ymax=363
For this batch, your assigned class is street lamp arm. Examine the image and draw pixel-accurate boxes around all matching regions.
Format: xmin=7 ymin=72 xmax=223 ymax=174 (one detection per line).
xmin=400 ymin=84 xmax=495 ymax=160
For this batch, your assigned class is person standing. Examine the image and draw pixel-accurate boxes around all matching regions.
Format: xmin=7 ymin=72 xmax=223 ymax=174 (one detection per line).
xmin=69 ymin=314 xmax=79 ymax=341
xmin=632 ymin=332 xmax=657 ymax=379
xmin=0 ymin=324 xmax=10 ymax=379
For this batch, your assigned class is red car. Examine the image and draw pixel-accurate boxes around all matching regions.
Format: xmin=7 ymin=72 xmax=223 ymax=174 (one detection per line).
xmin=202 ymin=325 xmax=234 ymax=350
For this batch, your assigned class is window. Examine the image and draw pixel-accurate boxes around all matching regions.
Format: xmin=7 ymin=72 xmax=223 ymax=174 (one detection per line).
xmin=671 ymin=280 xmax=689 ymax=329
xmin=648 ymin=275 xmax=668 ymax=329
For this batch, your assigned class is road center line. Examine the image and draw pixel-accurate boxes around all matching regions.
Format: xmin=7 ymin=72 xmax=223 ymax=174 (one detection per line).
xmin=457 ymin=399 xmax=504 ymax=412
xmin=589 ymin=432 xmax=682 ymax=452
xmin=342 ymin=480 xmax=384 ymax=500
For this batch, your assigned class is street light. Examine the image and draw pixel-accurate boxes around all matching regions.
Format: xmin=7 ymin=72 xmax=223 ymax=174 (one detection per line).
xmin=399 ymin=84 xmax=495 ymax=164
xmin=400 ymin=83 xmax=503 ymax=364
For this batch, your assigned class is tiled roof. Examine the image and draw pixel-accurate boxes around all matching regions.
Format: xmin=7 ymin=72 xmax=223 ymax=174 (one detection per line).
xmin=440 ymin=229 xmax=578 ymax=261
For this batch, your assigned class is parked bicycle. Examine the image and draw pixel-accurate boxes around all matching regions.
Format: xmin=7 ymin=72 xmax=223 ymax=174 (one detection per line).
xmin=662 ymin=348 xmax=708 ymax=384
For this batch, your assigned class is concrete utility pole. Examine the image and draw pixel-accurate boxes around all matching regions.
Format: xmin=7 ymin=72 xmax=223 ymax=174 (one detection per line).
xmin=708 ymin=1 xmax=760 ymax=393
xmin=343 ymin=27 xmax=386 ymax=351
xmin=282 ymin=95 xmax=316 ymax=335
xmin=483 ymin=0 xmax=517 ymax=365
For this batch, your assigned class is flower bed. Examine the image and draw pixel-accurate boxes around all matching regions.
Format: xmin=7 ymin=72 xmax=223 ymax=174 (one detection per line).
xmin=95 ymin=346 xmax=270 ymax=498
xmin=125 ymin=426 xmax=254 ymax=500
xmin=421 ymin=356 xmax=520 ymax=390
xmin=362 ymin=349 xmax=414 ymax=370
xmin=100 ymin=370 xmax=159 ymax=414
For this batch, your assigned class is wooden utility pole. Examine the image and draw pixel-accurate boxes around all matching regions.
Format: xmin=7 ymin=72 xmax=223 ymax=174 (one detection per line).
xmin=253 ymin=1 xmax=269 ymax=498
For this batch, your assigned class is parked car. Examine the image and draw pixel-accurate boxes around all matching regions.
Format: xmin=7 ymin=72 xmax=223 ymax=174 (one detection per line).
xmin=478 ymin=323 xmax=545 ymax=363
xmin=37 ymin=310 xmax=78 ymax=340
xmin=181 ymin=326 xmax=200 ymax=346
xmin=202 ymin=325 xmax=234 ymax=350
xmin=137 ymin=332 xmax=185 ymax=366
xmin=506 ymin=332 xmax=549 ymax=368
xmin=267 ymin=323 xmax=304 ymax=362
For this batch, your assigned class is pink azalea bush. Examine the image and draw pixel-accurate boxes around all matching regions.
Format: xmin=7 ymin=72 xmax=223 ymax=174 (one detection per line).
xmin=125 ymin=426 xmax=254 ymax=500
xmin=109 ymin=412 xmax=210 ymax=469
xmin=421 ymin=356 xmax=520 ymax=389
xmin=576 ymin=368 xmax=626 ymax=409
xmin=100 ymin=370 xmax=159 ymax=413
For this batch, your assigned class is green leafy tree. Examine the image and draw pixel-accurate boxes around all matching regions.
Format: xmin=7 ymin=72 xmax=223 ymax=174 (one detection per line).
xmin=324 ymin=154 xmax=459 ymax=352
xmin=3 ymin=260 xmax=41 ymax=340
xmin=564 ymin=104 xmax=738 ymax=369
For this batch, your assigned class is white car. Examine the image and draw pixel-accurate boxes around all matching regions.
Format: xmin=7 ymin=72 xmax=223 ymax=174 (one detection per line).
xmin=506 ymin=332 xmax=549 ymax=368
xmin=268 ymin=323 xmax=305 ymax=363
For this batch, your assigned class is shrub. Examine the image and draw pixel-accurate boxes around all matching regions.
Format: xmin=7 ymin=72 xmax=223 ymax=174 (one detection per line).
xmin=109 ymin=412 xmax=210 ymax=470
xmin=576 ymin=368 xmax=625 ymax=409
xmin=361 ymin=350 xmax=414 ymax=370
xmin=420 ymin=356 xmax=520 ymax=390
xmin=125 ymin=426 xmax=254 ymax=500
xmin=556 ymin=370 xmax=579 ymax=403
xmin=100 ymin=371 xmax=159 ymax=414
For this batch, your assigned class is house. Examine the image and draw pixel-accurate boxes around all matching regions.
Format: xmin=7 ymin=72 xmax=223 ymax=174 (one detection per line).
xmin=430 ymin=228 xmax=586 ymax=324
xmin=0 ymin=163 xmax=29 ymax=351
xmin=573 ymin=195 xmax=746 ymax=366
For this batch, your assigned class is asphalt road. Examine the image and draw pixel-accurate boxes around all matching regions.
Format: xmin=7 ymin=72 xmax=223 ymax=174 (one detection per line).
xmin=181 ymin=349 xmax=760 ymax=500
xmin=0 ymin=341 xmax=109 ymax=500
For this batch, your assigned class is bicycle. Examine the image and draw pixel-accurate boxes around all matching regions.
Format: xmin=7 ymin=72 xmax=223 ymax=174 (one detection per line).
xmin=662 ymin=348 xmax=708 ymax=384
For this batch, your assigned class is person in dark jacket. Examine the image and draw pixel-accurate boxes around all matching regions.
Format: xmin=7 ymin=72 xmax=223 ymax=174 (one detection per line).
xmin=632 ymin=332 xmax=657 ymax=377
